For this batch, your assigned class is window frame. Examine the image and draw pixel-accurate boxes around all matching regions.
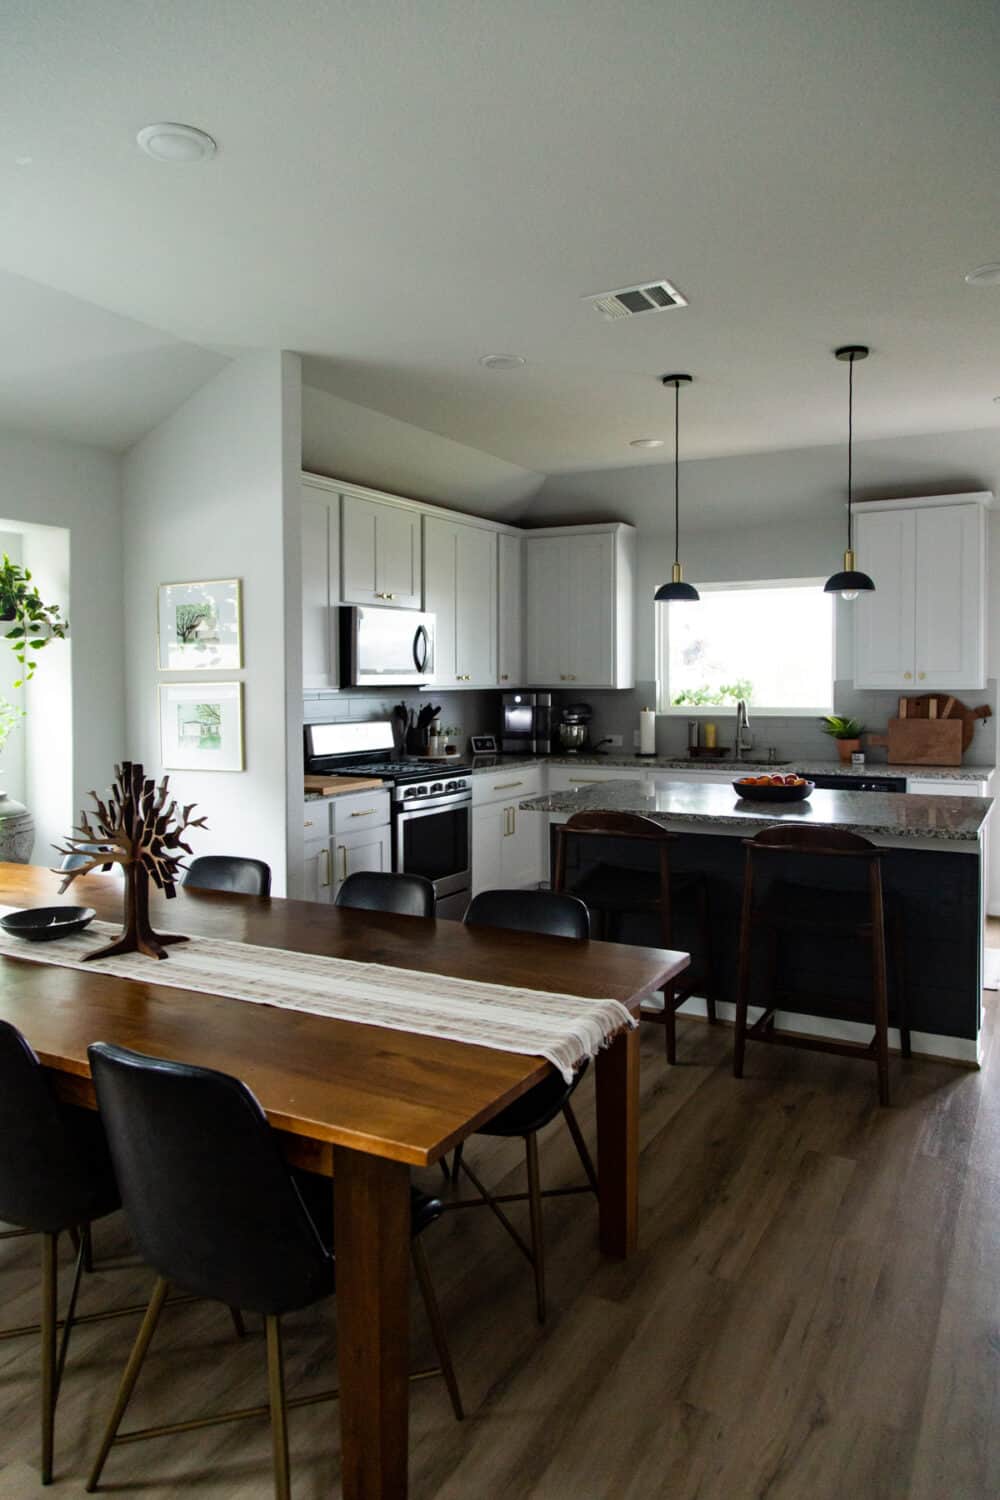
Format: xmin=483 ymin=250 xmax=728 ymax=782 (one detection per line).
xmin=655 ymin=576 xmax=836 ymax=717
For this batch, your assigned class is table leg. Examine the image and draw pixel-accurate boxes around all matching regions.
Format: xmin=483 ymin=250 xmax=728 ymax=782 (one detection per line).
xmin=334 ymin=1147 xmax=411 ymax=1500
xmin=594 ymin=1024 xmax=640 ymax=1257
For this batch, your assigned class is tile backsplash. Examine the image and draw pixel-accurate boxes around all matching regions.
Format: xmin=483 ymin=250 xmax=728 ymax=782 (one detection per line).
xmin=551 ymin=680 xmax=999 ymax=766
xmin=303 ymin=689 xmax=501 ymax=749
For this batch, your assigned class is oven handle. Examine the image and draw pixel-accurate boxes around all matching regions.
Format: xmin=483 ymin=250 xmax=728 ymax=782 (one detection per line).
xmin=413 ymin=623 xmax=430 ymax=674
xmin=395 ymin=795 xmax=472 ymax=821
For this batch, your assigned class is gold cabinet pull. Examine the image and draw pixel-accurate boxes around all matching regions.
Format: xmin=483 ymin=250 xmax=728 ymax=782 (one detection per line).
xmin=304 ymin=819 xmax=314 ymax=829
xmin=338 ymin=844 xmax=348 ymax=881
xmin=320 ymin=847 xmax=332 ymax=888
xmin=493 ymin=780 xmax=523 ymax=790
xmin=349 ymin=808 xmax=377 ymax=817
xmin=903 ymin=671 xmax=913 ymax=680
xmin=500 ymin=674 xmax=509 ymax=681
xmin=570 ymin=777 xmax=607 ymax=784
xmin=918 ymin=672 xmax=926 ymax=680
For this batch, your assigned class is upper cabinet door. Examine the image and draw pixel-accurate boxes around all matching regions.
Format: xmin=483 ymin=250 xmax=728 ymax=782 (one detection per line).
xmin=341 ymin=495 xmax=421 ymax=608
xmin=301 ymin=485 xmax=339 ymax=691
xmin=914 ymin=503 xmax=985 ymax=690
xmin=423 ymin=517 xmax=497 ymax=686
xmin=456 ymin=524 xmax=497 ymax=685
xmin=498 ymin=533 xmax=523 ymax=686
xmin=853 ymin=509 xmax=916 ymax=688
xmin=565 ymin=533 xmax=614 ymax=687
xmin=524 ymin=536 xmax=567 ymax=686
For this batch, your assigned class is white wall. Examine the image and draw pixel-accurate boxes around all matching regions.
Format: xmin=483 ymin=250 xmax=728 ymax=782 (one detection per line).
xmin=123 ymin=352 xmax=302 ymax=896
xmin=0 ymin=427 xmax=123 ymax=862
xmin=0 ymin=531 xmax=26 ymax=804
xmin=302 ymin=380 xmax=544 ymax=520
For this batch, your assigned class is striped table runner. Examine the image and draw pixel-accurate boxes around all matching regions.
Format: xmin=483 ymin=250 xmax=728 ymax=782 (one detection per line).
xmin=0 ymin=916 xmax=636 ymax=1082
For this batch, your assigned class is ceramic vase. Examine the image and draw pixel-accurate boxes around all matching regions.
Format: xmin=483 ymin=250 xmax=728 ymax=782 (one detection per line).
xmin=0 ymin=790 xmax=35 ymax=863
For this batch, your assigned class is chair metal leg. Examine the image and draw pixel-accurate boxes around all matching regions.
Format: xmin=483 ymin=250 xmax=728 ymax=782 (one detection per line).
xmin=524 ymin=1134 xmax=546 ymax=1324
xmin=561 ymin=1100 xmax=599 ymax=1195
xmin=53 ymin=1234 xmax=86 ymax=1403
xmin=411 ymin=1239 xmax=463 ymax=1421
xmin=40 ymin=1233 xmax=58 ymax=1485
xmin=81 ymin=1223 xmax=95 ymax=1275
xmin=265 ymin=1316 xmax=291 ymax=1500
xmin=229 ymin=1306 xmax=247 ymax=1339
xmin=86 ymin=1276 xmax=170 ymax=1492
xmin=449 ymin=1141 xmax=464 ymax=1183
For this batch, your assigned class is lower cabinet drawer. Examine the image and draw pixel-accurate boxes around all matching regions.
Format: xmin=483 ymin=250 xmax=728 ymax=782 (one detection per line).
xmin=331 ymin=790 xmax=391 ymax=831
xmin=472 ymin=766 xmax=544 ymax=806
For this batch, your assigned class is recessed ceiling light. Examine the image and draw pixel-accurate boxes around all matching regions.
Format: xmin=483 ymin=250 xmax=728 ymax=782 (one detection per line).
xmin=136 ymin=122 xmax=217 ymax=163
xmin=965 ymin=263 xmax=1000 ymax=286
xmin=630 ymin=438 xmax=664 ymax=449
xmin=479 ymin=354 xmax=526 ymax=371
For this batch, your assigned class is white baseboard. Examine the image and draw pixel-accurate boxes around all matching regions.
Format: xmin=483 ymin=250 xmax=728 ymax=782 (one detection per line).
xmin=640 ymin=992 xmax=981 ymax=1067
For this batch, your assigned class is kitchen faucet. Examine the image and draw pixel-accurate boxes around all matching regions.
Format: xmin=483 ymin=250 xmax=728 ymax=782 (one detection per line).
xmin=734 ymin=699 xmax=753 ymax=762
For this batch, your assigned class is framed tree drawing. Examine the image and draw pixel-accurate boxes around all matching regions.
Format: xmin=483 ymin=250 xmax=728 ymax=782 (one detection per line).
xmin=159 ymin=682 xmax=245 ymax=772
xmin=157 ymin=578 xmax=243 ymax=670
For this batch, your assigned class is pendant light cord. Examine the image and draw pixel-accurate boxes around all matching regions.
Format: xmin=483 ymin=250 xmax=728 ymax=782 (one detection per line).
xmin=674 ymin=379 xmax=680 ymax=566
xmin=847 ymin=351 xmax=854 ymax=553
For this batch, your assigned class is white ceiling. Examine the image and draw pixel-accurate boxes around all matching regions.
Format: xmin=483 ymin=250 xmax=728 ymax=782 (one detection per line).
xmin=2 ymin=0 xmax=1000 ymax=469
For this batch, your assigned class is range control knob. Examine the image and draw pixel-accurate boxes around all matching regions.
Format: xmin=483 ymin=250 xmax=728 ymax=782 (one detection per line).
xmin=416 ymin=785 xmax=428 ymax=796
xmin=445 ymin=780 xmax=457 ymax=792
xmin=431 ymin=783 xmax=443 ymax=794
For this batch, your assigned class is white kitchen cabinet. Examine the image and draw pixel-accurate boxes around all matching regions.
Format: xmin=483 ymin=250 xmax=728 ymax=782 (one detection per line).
xmin=302 ymin=834 xmax=335 ymax=903
xmin=524 ymin=524 xmax=635 ymax=689
xmin=341 ymin=494 xmax=421 ymax=608
xmin=498 ymin=532 xmax=523 ymax=686
xmin=332 ymin=823 xmax=392 ymax=890
xmin=423 ymin=516 xmax=497 ymax=687
xmin=853 ymin=495 xmax=989 ymax=691
xmin=547 ymin=765 xmax=645 ymax=793
xmin=301 ymin=483 xmax=340 ymax=691
xmin=905 ymin=778 xmax=991 ymax=798
xmin=471 ymin=769 xmax=547 ymax=895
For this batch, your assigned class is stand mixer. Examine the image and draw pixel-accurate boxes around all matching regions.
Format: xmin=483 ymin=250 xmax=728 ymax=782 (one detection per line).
xmin=557 ymin=702 xmax=611 ymax=754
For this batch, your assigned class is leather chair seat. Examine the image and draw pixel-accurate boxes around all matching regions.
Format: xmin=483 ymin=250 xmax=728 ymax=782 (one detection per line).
xmin=478 ymin=1060 xmax=588 ymax=1139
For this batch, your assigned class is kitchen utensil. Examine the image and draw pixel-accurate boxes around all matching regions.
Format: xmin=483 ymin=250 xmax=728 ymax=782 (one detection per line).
xmin=1 ymin=906 xmax=96 ymax=942
xmin=895 ymin=694 xmax=990 ymax=752
xmin=868 ymin=718 xmax=963 ymax=766
xmin=733 ymin=779 xmax=814 ymax=803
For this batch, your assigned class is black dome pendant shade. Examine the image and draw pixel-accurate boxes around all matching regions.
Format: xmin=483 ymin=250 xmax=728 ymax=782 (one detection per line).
xmin=824 ymin=345 xmax=875 ymax=599
xmin=654 ymin=373 xmax=699 ymax=603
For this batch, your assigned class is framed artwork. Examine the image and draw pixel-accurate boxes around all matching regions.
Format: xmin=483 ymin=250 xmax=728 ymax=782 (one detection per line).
xmin=159 ymin=682 xmax=245 ymax=772
xmin=157 ymin=579 xmax=242 ymax=671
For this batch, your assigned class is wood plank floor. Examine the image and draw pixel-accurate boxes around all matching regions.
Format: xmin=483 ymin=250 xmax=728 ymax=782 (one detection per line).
xmin=3 ymin=927 xmax=999 ymax=1497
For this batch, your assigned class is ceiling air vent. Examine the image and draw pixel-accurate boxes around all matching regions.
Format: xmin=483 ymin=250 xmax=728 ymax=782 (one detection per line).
xmin=584 ymin=279 xmax=688 ymax=320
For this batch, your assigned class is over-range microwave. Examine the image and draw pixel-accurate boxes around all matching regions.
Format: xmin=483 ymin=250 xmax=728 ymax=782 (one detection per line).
xmin=340 ymin=605 xmax=436 ymax=687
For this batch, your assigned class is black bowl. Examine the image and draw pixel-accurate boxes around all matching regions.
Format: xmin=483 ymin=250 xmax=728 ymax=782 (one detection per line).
xmin=0 ymin=906 xmax=97 ymax=942
xmin=733 ymin=779 xmax=815 ymax=803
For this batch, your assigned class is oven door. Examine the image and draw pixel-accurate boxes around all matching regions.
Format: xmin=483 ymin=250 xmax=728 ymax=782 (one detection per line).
xmin=394 ymin=797 xmax=471 ymax=901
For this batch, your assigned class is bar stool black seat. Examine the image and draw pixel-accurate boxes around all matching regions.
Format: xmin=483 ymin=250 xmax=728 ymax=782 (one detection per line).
xmin=452 ymin=888 xmax=597 ymax=1324
xmin=0 ymin=1019 xmax=121 ymax=1485
xmin=733 ymin=824 xmax=910 ymax=1106
xmin=335 ymin=869 xmax=435 ymax=918
xmin=184 ymin=855 xmax=272 ymax=898
xmin=553 ymin=810 xmax=716 ymax=1063
xmin=85 ymin=1042 xmax=462 ymax=1498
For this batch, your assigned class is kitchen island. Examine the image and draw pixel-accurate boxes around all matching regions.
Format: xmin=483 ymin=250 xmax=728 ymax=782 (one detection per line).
xmin=520 ymin=776 xmax=994 ymax=1063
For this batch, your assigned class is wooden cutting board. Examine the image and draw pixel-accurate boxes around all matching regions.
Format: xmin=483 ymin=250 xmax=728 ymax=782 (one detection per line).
xmin=868 ymin=718 xmax=963 ymax=766
xmin=304 ymin=775 xmax=385 ymax=796
xmin=895 ymin=694 xmax=991 ymax=753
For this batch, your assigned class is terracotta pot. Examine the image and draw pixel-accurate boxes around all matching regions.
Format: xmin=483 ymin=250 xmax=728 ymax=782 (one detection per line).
xmin=835 ymin=738 xmax=861 ymax=763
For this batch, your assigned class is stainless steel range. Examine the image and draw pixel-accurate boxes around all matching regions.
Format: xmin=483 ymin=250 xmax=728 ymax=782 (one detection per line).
xmin=304 ymin=720 xmax=472 ymax=918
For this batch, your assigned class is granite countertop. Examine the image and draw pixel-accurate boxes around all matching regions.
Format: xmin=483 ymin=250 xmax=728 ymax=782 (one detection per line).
xmin=518 ymin=775 xmax=994 ymax=843
xmin=539 ymin=752 xmax=996 ymax=782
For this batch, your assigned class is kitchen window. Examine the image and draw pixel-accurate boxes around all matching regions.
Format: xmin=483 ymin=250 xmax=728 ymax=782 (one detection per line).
xmin=657 ymin=578 xmax=835 ymax=715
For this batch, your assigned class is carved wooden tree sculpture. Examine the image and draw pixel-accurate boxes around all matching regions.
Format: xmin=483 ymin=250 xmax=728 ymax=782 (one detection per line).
xmin=54 ymin=762 xmax=208 ymax=961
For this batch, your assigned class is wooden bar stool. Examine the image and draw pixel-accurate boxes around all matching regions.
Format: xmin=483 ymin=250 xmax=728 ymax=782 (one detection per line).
xmin=733 ymin=824 xmax=910 ymax=1106
xmin=552 ymin=811 xmax=716 ymax=1063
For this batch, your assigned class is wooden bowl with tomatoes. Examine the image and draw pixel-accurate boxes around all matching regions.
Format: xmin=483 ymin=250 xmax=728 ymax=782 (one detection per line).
xmin=732 ymin=773 xmax=815 ymax=802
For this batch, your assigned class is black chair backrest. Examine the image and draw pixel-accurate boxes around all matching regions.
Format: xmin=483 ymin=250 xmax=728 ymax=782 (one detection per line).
xmin=464 ymin=888 xmax=590 ymax=941
xmin=0 ymin=1020 xmax=116 ymax=1233
xmin=88 ymin=1043 xmax=332 ymax=1316
xmin=335 ymin=870 xmax=435 ymax=919
xmin=184 ymin=855 xmax=272 ymax=898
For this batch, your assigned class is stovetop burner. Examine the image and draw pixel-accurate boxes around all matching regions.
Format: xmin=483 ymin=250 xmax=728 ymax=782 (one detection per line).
xmin=315 ymin=756 xmax=470 ymax=786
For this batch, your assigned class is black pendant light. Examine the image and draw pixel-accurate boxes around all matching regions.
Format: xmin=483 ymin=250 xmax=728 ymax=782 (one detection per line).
xmin=654 ymin=373 xmax=699 ymax=602
xmin=824 ymin=345 xmax=875 ymax=600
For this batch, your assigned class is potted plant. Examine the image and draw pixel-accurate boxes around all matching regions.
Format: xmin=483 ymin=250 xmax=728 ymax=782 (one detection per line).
xmin=820 ymin=714 xmax=866 ymax=764
xmin=0 ymin=694 xmax=32 ymax=862
xmin=0 ymin=553 xmax=68 ymax=686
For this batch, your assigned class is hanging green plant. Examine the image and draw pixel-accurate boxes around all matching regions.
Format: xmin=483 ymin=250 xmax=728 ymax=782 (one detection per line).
xmin=0 ymin=553 xmax=68 ymax=686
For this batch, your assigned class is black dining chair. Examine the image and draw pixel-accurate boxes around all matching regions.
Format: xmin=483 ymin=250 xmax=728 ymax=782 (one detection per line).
xmin=184 ymin=855 xmax=272 ymax=898
xmin=335 ymin=870 xmax=435 ymax=918
xmin=453 ymin=888 xmax=597 ymax=1323
xmin=0 ymin=1019 xmax=122 ymax=1485
xmin=85 ymin=1042 xmax=461 ymax=1499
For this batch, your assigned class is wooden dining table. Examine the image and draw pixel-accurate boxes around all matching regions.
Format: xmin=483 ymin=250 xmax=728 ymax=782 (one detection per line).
xmin=0 ymin=863 xmax=689 ymax=1499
